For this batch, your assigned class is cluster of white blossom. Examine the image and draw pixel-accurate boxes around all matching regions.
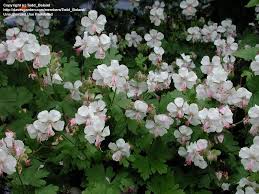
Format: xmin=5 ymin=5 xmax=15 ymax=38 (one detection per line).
xmin=172 ymin=67 xmax=197 ymax=91
xmin=0 ymin=27 xmax=51 ymax=68
xmin=239 ymin=136 xmax=259 ymax=172
xmin=92 ymin=60 xmax=129 ymax=92
xmin=148 ymin=47 xmax=164 ymax=65
xmin=15 ymin=15 xmax=51 ymax=36
xmin=108 ymin=138 xmax=131 ymax=161
xmin=15 ymin=16 xmax=35 ymax=32
xmin=145 ymin=114 xmax=173 ymax=137
xmin=248 ymin=105 xmax=259 ymax=135
xmin=198 ymin=106 xmax=233 ymax=133
xmin=144 ymin=29 xmax=164 ymax=48
xmin=196 ymin=55 xmax=252 ymax=107
xmin=149 ymin=1 xmax=165 ymax=26
xmin=26 ymin=110 xmax=65 ymax=142
xmin=250 ymin=55 xmax=259 ymax=75
xmin=125 ymin=31 xmax=143 ymax=48
xmin=125 ymin=100 xmax=149 ymax=120
xmin=74 ymin=98 xmax=109 ymax=147
xmin=178 ymin=139 xmax=208 ymax=169
xmin=235 ymin=178 xmax=259 ymax=194
xmin=74 ymin=10 xmax=111 ymax=59
xmin=167 ymin=97 xmax=200 ymax=125
xmin=176 ymin=54 xmax=196 ymax=70
xmin=174 ymin=125 xmax=193 ymax=145
xmin=0 ymin=132 xmax=25 ymax=175
xmin=186 ymin=19 xmax=237 ymax=43
xmin=35 ymin=15 xmax=51 ymax=36
xmin=180 ymin=0 xmax=199 ymax=18
xmin=147 ymin=63 xmax=173 ymax=92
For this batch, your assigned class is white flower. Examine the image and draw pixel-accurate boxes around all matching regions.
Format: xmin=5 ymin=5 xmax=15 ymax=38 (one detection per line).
xmin=223 ymin=55 xmax=236 ymax=73
xmin=200 ymin=56 xmax=221 ymax=75
xmin=24 ymin=43 xmax=51 ymax=69
xmin=27 ymin=110 xmax=65 ymax=141
xmin=214 ymin=37 xmax=238 ymax=56
xmin=81 ymin=10 xmax=107 ymax=35
xmin=174 ymin=125 xmax=193 ymax=144
xmin=109 ymin=33 xmax=118 ymax=48
xmin=74 ymin=32 xmax=99 ymax=58
xmin=239 ymin=136 xmax=259 ymax=172
xmin=201 ymin=23 xmax=219 ymax=43
xmin=0 ymin=42 xmax=8 ymax=61
xmin=84 ymin=117 xmax=110 ymax=147
xmin=167 ymin=97 xmax=189 ymax=119
xmin=6 ymin=27 xmax=20 ymax=39
xmin=172 ymin=67 xmax=197 ymax=91
xmin=250 ymin=55 xmax=259 ymax=76
xmin=180 ymin=0 xmax=199 ymax=17
xmin=150 ymin=2 xmax=165 ymax=26
xmin=248 ymin=105 xmax=259 ymax=135
xmin=186 ymin=26 xmax=201 ymax=42
xmin=16 ymin=16 xmax=35 ymax=32
xmin=0 ymin=132 xmax=25 ymax=158
xmin=221 ymin=183 xmax=230 ymax=191
xmin=219 ymin=105 xmax=233 ymax=128
xmin=179 ymin=139 xmax=208 ymax=169
xmin=236 ymin=178 xmax=259 ymax=194
xmin=176 ymin=54 xmax=195 ymax=70
xmin=199 ymin=108 xmax=224 ymax=133
xmin=125 ymin=100 xmax=148 ymax=120
xmin=144 ymin=29 xmax=164 ymax=48
xmin=148 ymin=46 xmax=164 ymax=65
xmin=207 ymin=67 xmax=228 ymax=83
xmin=145 ymin=114 xmax=173 ymax=137
xmin=0 ymin=149 xmax=17 ymax=175
xmin=147 ymin=70 xmax=171 ymax=92
xmin=64 ymin=80 xmax=83 ymax=101
xmin=35 ymin=16 xmax=51 ymax=36
xmin=228 ymin=87 xmax=252 ymax=108
xmin=95 ymin=34 xmax=111 ymax=59
xmin=185 ymin=103 xmax=201 ymax=125
xmin=108 ymin=138 xmax=130 ymax=161
xmin=127 ymin=80 xmax=148 ymax=98
xmin=152 ymin=1 xmax=165 ymax=9
xmin=218 ymin=19 xmax=236 ymax=38
xmin=125 ymin=31 xmax=142 ymax=47
xmin=92 ymin=60 xmax=129 ymax=91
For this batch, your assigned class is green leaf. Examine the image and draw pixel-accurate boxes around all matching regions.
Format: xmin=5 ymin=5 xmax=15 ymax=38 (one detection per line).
xmin=101 ymin=48 xmax=122 ymax=64
xmin=246 ymin=0 xmax=259 ymax=7
xmin=11 ymin=161 xmax=49 ymax=187
xmin=0 ymin=87 xmax=32 ymax=116
xmin=247 ymin=75 xmax=259 ymax=92
xmin=233 ymin=47 xmax=259 ymax=61
xmin=132 ymin=155 xmax=151 ymax=180
xmin=35 ymin=185 xmax=59 ymax=194
xmin=221 ymin=133 xmax=240 ymax=153
xmin=147 ymin=173 xmax=185 ymax=194
xmin=0 ymin=71 xmax=8 ymax=86
xmin=239 ymin=32 xmax=259 ymax=48
xmin=63 ymin=57 xmax=81 ymax=82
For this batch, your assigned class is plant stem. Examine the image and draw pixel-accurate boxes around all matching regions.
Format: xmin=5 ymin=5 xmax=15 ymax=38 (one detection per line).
xmin=111 ymin=88 xmax=117 ymax=107
xmin=16 ymin=170 xmax=25 ymax=194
